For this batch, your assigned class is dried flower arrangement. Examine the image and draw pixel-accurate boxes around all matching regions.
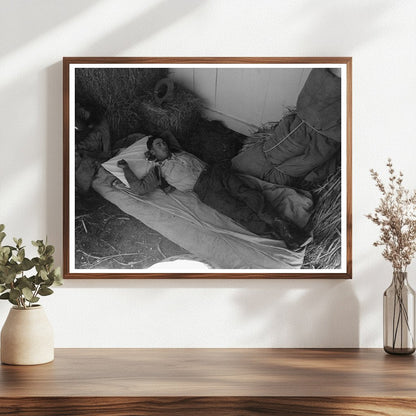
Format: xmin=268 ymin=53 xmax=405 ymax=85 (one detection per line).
xmin=366 ymin=159 xmax=416 ymax=272
xmin=367 ymin=159 xmax=416 ymax=354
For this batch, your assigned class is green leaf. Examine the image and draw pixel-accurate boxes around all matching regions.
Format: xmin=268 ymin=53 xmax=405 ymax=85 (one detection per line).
xmin=38 ymin=287 xmax=53 ymax=296
xmin=9 ymin=288 xmax=21 ymax=301
xmin=51 ymin=266 xmax=61 ymax=277
xmin=20 ymin=258 xmax=34 ymax=271
xmin=0 ymin=291 xmax=18 ymax=306
xmin=2 ymin=270 xmax=17 ymax=285
xmin=45 ymin=245 xmax=55 ymax=256
xmin=52 ymin=267 xmax=63 ymax=285
xmin=17 ymin=276 xmax=35 ymax=291
xmin=22 ymin=288 xmax=39 ymax=303
xmin=8 ymin=263 xmax=20 ymax=275
xmin=0 ymin=232 xmax=5 ymax=244
xmin=0 ymin=246 xmax=11 ymax=265
xmin=22 ymin=287 xmax=34 ymax=301
xmin=42 ymin=256 xmax=54 ymax=267
xmin=0 ymin=246 xmax=10 ymax=255
xmin=32 ymin=240 xmax=43 ymax=247
xmin=34 ymin=275 xmax=43 ymax=285
xmin=17 ymin=248 xmax=25 ymax=263
xmin=39 ymin=269 xmax=48 ymax=281
xmin=13 ymin=237 xmax=22 ymax=248
xmin=42 ymin=276 xmax=53 ymax=287
xmin=0 ymin=224 xmax=4 ymax=232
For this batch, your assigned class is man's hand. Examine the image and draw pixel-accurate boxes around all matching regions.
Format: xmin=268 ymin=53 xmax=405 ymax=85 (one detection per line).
xmin=117 ymin=159 xmax=128 ymax=168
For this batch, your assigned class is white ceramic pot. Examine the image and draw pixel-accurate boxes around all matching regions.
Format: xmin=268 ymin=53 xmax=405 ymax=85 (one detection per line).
xmin=1 ymin=305 xmax=54 ymax=365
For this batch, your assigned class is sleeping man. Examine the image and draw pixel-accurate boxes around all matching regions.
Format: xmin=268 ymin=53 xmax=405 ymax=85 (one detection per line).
xmin=117 ymin=133 xmax=309 ymax=250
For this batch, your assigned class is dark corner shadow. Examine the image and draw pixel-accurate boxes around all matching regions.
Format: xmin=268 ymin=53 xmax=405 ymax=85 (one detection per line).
xmin=233 ymin=279 xmax=360 ymax=347
xmin=0 ymin=0 xmax=102 ymax=57
xmin=81 ymin=0 xmax=205 ymax=55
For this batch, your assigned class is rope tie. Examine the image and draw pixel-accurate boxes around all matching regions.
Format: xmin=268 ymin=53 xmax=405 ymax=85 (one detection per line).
xmin=263 ymin=120 xmax=305 ymax=153
xmin=263 ymin=116 xmax=331 ymax=154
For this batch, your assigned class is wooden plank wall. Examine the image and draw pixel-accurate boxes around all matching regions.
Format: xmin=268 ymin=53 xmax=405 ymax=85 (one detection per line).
xmin=170 ymin=68 xmax=311 ymax=135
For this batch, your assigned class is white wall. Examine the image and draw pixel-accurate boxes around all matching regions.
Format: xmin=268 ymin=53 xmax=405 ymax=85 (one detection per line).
xmin=171 ymin=67 xmax=311 ymax=134
xmin=1 ymin=0 xmax=415 ymax=348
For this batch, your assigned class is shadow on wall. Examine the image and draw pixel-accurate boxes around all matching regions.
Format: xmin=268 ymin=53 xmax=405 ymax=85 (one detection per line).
xmin=1 ymin=0 xmax=204 ymax=57
xmin=291 ymin=0 xmax=395 ymax=52
xmin=0 ymin=0 xmax=101 ymax=57
xmin=79 ymin=0 xmax=205 ymax=56
xmin=46 ymin=0 xmax=205 ymax=265
xmin=233 ymin=280 xmax=359 ymax=348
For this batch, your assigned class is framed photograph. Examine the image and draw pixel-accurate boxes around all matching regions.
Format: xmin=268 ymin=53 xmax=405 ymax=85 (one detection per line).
xmin=63 ymin=57 xmax=352 ymax=279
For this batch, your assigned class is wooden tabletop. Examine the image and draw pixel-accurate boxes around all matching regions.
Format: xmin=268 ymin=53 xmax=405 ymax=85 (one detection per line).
xmin=1 ymin=348 xmax=416 ymax=415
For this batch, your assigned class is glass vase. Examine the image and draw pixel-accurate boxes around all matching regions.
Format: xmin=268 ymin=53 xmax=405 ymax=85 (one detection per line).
xmin=383 ymin=271 xmax=415 ymax=355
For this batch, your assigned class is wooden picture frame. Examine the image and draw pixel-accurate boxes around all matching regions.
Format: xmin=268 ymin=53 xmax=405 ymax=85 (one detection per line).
xmin=63 ymin=57 xmax=352 ymax=279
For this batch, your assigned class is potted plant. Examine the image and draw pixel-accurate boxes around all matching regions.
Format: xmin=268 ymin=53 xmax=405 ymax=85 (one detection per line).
xmin=367 ymin=160 xmax=416 ymax=354
xmin=0 ymin=224 xmax=62 ymax=365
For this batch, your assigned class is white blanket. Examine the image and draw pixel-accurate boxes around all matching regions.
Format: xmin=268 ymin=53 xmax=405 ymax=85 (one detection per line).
xmin=92 ymin=167 xmax=311 ymax=270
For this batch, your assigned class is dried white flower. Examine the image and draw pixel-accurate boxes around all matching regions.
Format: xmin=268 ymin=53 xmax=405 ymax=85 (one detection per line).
xmin=367 ymin=159 xmax=416 ymax=272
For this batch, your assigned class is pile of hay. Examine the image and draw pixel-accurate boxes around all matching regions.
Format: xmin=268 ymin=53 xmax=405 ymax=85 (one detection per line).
xmin=240 ymin=121 xmax=280 ymax=153
xmin=302 ymin=167 xmax=341 ymax=269
xmin=139 ymin=86 xmax=203 ymax=139
xmin=75 ymin=68 xmax=202 ymax=142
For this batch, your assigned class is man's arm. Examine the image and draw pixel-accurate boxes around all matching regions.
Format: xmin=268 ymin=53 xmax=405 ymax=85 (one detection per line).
xmin=117 ymin=160 xmax=160 ymax=195
xmin=160 ymin=130 xmax=182 ymax=151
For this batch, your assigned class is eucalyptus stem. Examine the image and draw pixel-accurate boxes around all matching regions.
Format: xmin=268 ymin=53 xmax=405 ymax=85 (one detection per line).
xmin=32 ymin=284 xmax=41 ymax=304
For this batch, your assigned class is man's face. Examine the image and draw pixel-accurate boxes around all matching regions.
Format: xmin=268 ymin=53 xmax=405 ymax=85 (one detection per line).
xmin=150 ymin=138 xmax=171 ymax=161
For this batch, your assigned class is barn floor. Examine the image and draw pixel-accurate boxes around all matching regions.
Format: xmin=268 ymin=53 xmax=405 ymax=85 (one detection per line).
xmin=75 ymin=191 xmax=189 ymax=270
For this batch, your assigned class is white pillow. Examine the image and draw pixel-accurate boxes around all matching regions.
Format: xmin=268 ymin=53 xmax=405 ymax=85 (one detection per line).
xmin=101 ymin=135 xmax=155 ymax=187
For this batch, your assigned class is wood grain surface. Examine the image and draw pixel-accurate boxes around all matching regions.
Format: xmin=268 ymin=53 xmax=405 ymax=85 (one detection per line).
xmin=1 ymin=397 xmax=416 ymax=416
xmin=1 ymin=348 xmax=414 ymax=415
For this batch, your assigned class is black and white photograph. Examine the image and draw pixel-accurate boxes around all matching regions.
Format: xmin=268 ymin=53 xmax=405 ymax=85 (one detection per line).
xmin=63 ymin=58 xmax=352 ymax=278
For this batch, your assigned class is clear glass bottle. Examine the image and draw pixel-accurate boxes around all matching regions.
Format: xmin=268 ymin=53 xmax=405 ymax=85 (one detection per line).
xmin=383 ymin=271 xmax=415 ymax=355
